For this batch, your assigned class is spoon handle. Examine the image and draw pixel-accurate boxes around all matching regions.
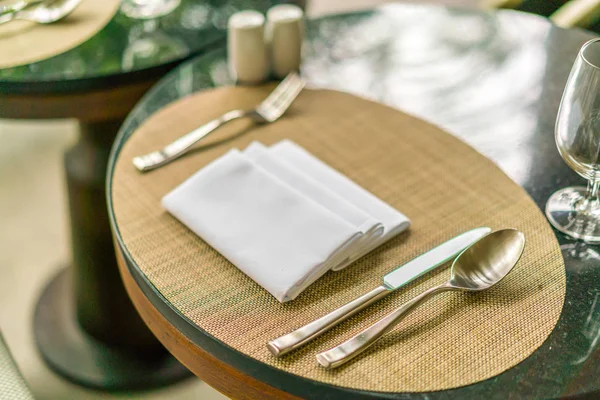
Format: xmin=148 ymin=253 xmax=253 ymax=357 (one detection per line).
xmin=316 ymin=282 xmax=453 ymax=369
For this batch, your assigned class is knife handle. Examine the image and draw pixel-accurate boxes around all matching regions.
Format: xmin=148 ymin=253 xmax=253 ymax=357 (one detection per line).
xmin=267 ymin=285 xmax=391 ymax=357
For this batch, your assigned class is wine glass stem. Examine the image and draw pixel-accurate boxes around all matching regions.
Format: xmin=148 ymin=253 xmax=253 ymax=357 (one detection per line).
xmin=583 ymin=179 xmax=600 ymax=210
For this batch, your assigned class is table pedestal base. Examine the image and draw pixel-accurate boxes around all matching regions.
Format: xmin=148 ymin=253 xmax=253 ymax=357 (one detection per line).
xmin=34 ymin=268 xmax=191 ymax=390
xmin=32 ymin=118 xmax=191 ymax=390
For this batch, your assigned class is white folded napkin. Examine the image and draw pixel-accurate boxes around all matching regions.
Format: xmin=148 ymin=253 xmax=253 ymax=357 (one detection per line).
xmin=162 ymin=140 xmax=410 ymax=302
xmin=268 ymin=140 xmax=411 ymax=270
xmin=162 ymin=149 xmax=361 ymax=302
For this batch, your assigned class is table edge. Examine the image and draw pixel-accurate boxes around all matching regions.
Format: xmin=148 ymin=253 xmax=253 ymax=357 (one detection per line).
xmin=114 ymin=244 xmax=303 ymax=400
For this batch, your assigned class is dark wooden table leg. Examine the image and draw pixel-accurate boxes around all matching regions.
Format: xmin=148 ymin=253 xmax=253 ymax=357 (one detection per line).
xmin=33 ymin=119 xmax=191 ymax=390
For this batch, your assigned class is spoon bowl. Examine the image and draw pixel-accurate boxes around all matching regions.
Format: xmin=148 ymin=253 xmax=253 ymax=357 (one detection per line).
xmin=449 ymin=229 xmax=526 ymax=291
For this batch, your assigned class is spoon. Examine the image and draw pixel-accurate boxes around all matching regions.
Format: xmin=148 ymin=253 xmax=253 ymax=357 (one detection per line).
xmin=0 ymin=0 xmax=82 ymax=25
xmin=316 ymin=228 xmax=526 ymax=369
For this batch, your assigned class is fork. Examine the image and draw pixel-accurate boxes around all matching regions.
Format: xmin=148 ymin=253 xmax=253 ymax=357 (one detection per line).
xmin=132 ymin=72 xmax=305 ymax=172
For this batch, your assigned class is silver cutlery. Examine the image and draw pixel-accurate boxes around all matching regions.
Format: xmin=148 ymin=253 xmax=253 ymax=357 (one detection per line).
xmin=0 ymin=0 xmax=82 ymax=25
xmin=267 ymin=227 xmax=492 ymax=357
xmin=0 ymin=0 xmax=44 ymax=16
xmin=316 ymin=229 xmax=525 ymax=369
xmin=132 ymin=72 xmax=305 ymax=172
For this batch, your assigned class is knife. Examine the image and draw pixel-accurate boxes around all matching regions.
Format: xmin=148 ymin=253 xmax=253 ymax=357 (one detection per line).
xmin=267 ymin=227 xmax=492 ymax=357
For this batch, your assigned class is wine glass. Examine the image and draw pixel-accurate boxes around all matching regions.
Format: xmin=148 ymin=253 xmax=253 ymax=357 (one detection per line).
xmin=546 ymin=38 xmax=600 ymax=242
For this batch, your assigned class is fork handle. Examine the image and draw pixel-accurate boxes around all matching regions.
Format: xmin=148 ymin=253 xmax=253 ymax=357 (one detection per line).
xmin=316 ymin=282 xmax=453 ymax=369
xmin=267 ymin=285 xmax=391 ymax=357
xmin=133 ymin=109 xmax=248 ymax=172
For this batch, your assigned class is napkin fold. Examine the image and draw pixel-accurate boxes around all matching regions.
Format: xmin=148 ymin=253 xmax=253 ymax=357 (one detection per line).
xmin=269 ymin=140 xmax=411 ymax=270
xmin=162 ymin=141 xmax=410 ymax=302
xmin=243 ymin=141 xmax=383 ymax=265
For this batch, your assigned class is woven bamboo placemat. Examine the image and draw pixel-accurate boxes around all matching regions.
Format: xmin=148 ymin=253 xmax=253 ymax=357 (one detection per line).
xmin=111 ymin=87 xmax=565 ymax=393
xmin=0 ymin=0 xmax=119 ymax=69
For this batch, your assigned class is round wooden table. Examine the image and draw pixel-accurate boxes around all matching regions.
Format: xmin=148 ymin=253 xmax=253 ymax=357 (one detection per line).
xmin=108 ymin=4 xmax=600 ymax=399
xmin=0 ymin=0 xmax=289 ymax=390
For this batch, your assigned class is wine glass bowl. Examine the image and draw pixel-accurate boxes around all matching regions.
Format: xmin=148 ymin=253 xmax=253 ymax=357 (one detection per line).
xmin=546 ymin=38 xmax=600 ymax=242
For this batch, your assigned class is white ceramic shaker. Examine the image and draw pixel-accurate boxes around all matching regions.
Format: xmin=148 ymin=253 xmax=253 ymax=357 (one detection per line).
xmin=228 ymin=10 xmax=269 ymax=85
xmin=265 ymin=4 xmax=304 ymax=78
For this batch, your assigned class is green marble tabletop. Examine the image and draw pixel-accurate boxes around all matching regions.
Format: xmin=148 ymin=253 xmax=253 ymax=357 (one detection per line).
xmin=0 ymin=0 xmax=289 ymax=94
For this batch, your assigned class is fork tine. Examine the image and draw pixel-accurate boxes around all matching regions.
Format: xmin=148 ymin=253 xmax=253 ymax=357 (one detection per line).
xmin=270 ymin=77 xmax=305 ymax=116
xmin=260 ymin=72 xmax=300 ymax=108
xmin=263 ymin=74 xmax=302 ymax=111
xmin=275 ymin=72 xmax=300 ymax=94
xmin=269 ymin=74 xmax=302 ymax=108
xmin=262 ymin=74 xmax=295 ymax=103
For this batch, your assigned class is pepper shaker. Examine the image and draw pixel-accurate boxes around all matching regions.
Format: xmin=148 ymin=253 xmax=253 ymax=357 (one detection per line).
xmin=265 ymin=4 xmax=304 ymax=79
xmin=228 ymin=10 xmax=269 ymax=85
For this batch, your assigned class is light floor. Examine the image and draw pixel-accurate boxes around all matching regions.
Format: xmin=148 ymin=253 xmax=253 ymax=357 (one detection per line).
xmin=0 ymin=1 xmax=477 ymax=399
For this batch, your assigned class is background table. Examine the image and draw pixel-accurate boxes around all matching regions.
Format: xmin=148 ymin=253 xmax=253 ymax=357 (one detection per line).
xmin=108 ymin=3 xmax=600 ymax=399
xmin=0 ymin=0 xmax=293 ymax=390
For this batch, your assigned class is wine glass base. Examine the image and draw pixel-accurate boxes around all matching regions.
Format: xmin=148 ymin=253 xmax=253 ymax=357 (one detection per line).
xmin=546 ymin=186 xmax=600 ymax=243
xmin=121 ymin=0 xmax=181 ymax=20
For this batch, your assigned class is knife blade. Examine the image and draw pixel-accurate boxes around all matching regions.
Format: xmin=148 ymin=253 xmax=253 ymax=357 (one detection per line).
xmin=267 ymin=227 xmax=491 ymax=357
xmin=383 ymin=226 xmax=491 ymax=289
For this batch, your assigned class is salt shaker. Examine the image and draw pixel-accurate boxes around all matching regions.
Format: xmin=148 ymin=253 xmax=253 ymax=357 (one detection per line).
xmin=265 ymin=4 xmax=304 ymax=79
xmin=228 ymin=10 xmax=269 ymax=85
